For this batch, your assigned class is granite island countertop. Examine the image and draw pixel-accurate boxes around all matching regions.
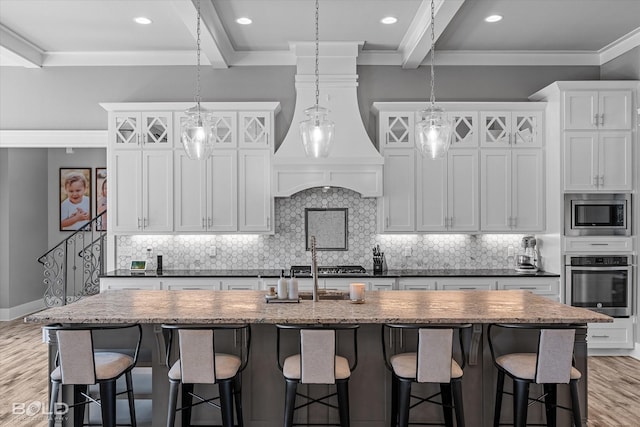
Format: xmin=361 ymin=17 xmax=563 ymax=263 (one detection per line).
xmin=26 ymin=290 xmax=608 ymax=325
xmin=101 ymin=268 xmax=560 ymax=279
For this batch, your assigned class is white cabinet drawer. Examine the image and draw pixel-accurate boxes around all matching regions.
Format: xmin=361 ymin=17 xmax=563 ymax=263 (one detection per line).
xmin=369 ymin=280 xmax=396 ymax=291
xmin=162 ymin=279 xmax=219 ymax=290
xmin=100 ymin=278 xmax=161 ymax=291
xmin=438 ymin=278 xmax=496 ymax=291
xmin=497 ymin=278 xmax=560 ymax=300
xmin=220 ymin=278 xmax=260 ymax=290
xmin=564 ymin=237 xmax=633 ymax=252
xmin=398 ymin=278 xmax=437 ymax=290
xmin=587 ymin=318 xmax=634 ymax=349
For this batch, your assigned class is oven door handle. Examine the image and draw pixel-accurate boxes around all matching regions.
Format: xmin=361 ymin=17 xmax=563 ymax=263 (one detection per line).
xmin=567 ymin=266 xmax=631 ymax=271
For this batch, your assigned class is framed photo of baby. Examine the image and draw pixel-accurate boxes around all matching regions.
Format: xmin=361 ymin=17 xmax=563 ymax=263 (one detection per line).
xmin=95 ymin=168 xmax=107 ymax=231
xmin=59 ymin=168 xmax=92 ymax=231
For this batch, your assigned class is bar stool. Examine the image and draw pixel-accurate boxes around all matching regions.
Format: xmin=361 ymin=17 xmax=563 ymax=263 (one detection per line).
xmin=488 ymin=324 xmax=585 ymax=427
xmin=44 ymin=323 xmax=142 ymax=427
xmin=161 ymin=324 xmax=251 ymax=427
xmin=381 ymin=323 xmax=471 ymax=427
xmin=275 ymin=324 xmax=359 ymax=427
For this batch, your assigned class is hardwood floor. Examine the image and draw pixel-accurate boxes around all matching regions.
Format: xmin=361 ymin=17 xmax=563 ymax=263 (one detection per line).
xmin=1 ymin=318 xmax=639 ymax=426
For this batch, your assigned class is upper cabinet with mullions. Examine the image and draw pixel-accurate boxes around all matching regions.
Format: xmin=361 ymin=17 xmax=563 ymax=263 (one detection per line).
xmin=480 ymin=111 xmax=542 ymax=147
xmin=113 ymin=112 xmax=173 ymax=149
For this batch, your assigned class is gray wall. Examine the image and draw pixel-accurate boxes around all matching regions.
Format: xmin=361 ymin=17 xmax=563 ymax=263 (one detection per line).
xmin=0 ymin=148 xmax=48 ymax=309
xmin=601 ymin=46 xmax=640 ymax=80
xmin=47 ymin=148 xmax=107 ymax=248
xmin=0 ymin=149 xmax=9 ymax=308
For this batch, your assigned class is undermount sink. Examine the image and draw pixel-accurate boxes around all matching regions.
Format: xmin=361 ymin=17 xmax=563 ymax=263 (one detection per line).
xmin=298 ymin=291 xmax=350 ymax=301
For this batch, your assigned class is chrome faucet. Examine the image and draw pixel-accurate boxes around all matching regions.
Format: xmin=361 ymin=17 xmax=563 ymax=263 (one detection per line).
xmin=310 ymin=235 xmax=319 ymax=302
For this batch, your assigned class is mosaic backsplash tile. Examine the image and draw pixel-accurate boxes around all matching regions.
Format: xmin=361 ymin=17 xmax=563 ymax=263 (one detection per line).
xmin=116 ymin=188 xmax=529 ymax=271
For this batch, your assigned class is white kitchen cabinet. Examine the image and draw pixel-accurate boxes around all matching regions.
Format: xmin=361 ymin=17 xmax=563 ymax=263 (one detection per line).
xmin=563 ymin=131 xmax=632 ymax=191
xmin=416 ymin=155 xmax=447 ymax=231
xmin=448 ymin=111 xmax=478 ymax=147
xmin=380 ymin=149 xmax=415 ymax=232
xmin=100 ymin=278 xmax=161 ymax=292
xmin=162 ymin=279 xmax=219 ymax=290
xmin=174 ymin=150 xmax=238 ymax=232
xmin=239 ymin=112 xmax=271 ymax=148
xmin=587 ymin=317 xmax=634 ymax=349
xmin=239 ymin=149 xmax=273 ymax=232
xmin=111 ymin=149 xmax=173 ymax=232
xmin=437 ymin=278 xmax=496 ymax=291
xmin=220 ymin=278 xmax=261 ymax=290
xmin=480 ymin=111 xmax=542 ymax=147
xmin=563 ymin=90 xmax=632 ymax=130
xmin=112 ymin=112 xmax=173 ymax=149
xmin=369 ymin=280 xmax=396 ymax=291
xmin=481 ymin=149 xmax=543 ymax=231
xmin=563 ymin=237 xmax=634 ymax=253
xmin=398 ymin=278 xmax=437 ymax=290
xmin=174 ymin=111 xmax=237 ymax=149
xmin=496 ymin=278 xmax=560 ymax=301
xmin=379 ymin=112 xmax=414 ymax=149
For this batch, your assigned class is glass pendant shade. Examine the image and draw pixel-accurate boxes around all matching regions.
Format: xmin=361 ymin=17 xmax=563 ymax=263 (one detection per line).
xmin=181 ymin=106 xmax=215 ymax=160
xmin=300 ymin=106 xmax=335 ymax=158
xmin=416 ymin=106 xmax=452 ymax=159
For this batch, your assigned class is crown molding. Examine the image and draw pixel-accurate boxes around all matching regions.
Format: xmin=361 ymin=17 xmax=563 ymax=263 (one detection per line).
xmin=430 ymin=50 xmax=601 ymax=66
xmin=599 ymin=27 xmax=640 ymax=65
xmin=0 ymin=130 xmax=107 ymax=148
xmin=0 ymin=24 xmax=43 ymax=68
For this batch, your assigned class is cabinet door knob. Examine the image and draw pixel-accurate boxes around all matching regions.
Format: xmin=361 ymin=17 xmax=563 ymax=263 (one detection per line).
xmin=599 ymin=113 xmax=605 ymax=126
xmin=593 ymin=114 xmax=598 ymax=127
xmin=137 ymin=218 xmax=142 ymax=229
xmin=599 ymin=175 xmax=604 ymax=186
xmin=208 ymin=217 xmax=212 ymax=227
xmin=386 ymin=217 xmax=390 ymax=228
xmin=593 ymin=176 xmax=599 ymax=186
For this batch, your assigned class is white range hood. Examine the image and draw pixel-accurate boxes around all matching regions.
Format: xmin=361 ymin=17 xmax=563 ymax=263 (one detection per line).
xmin=273 ymin=42 xmax=383 ymax=197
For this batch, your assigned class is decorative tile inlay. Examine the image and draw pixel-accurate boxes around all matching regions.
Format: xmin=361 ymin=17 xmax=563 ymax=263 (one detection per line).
xmin=116 ymin=188 xmax=528 ymax=271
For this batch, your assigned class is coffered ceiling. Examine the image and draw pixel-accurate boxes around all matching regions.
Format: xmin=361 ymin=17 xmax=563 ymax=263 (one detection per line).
xmin=1 ymin=0 xmax=639 ymax=69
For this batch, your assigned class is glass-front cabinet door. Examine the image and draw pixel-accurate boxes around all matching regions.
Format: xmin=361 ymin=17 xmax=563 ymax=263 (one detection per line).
xmin=448 ymin=111 xmax=478 ymax=147
xmin=239 ymin=112 xmax=270 ymax=148
xmin=481 ymin=112 xmax=511 ymax=147
xmin=113 ymin=113 xmax=140 ymax=148
xmin=380 ymin=112 xmax=414 ymax=149
xmin=141 ymin=112 xmax=172 ymax=149
xmin=512 ymin=111 xmax=542 ymax=146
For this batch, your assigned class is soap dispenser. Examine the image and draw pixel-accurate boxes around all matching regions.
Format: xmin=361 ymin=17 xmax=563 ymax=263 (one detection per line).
xmin=277 ymin=270 xmax=288 ymax=299
xmin=288 ymin=271 xmax=299 ymax=300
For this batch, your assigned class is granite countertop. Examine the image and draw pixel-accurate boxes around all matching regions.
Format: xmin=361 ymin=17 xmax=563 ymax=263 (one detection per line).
xmin=102 ymin=269 xmax=560 ymax=278
xmin=26 ymin=290 xmax=609 ymax=325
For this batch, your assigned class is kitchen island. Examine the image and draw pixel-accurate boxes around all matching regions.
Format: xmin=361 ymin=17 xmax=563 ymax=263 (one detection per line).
xmin=26 ymin=290 xmax=609 ymax=427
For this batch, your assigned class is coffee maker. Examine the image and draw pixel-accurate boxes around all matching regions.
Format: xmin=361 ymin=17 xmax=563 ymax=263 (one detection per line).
xmin=515 ymin=235 xmax=539 ymax=273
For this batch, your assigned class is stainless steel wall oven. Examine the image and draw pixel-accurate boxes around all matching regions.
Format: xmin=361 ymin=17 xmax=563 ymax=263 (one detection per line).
xmin=565 ymin=255 xmax=633 ymax=317
xmin=564 ymin=193 xmax=631 ymax=236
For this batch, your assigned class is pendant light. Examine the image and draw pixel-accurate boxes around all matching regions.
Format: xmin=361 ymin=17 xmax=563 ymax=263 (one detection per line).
xmin=300 ymin=0 xmax=334 ymax=158
xmin=415 ymin=0 xmax=452 ymax=159
xmin=181 ymin=0 xmax=215 ymax=160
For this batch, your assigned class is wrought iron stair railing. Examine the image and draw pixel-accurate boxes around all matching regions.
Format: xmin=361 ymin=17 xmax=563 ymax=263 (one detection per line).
xmin=38 ymin=211 xmax=107 ymax=307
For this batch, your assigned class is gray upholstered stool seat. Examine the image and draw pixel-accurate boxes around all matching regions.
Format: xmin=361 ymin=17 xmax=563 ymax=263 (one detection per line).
xmin=50 ymin=352 xmax=134 ymax=381
xmin=282 ymin=354 xmax=351 ymax=380
xmin=168 ymin=354 xmax=241 ymax=381
xmin=495 ymin=353 xmax=582 ymax=381
xmin=390 ymin=352 xmax=463 ymax=380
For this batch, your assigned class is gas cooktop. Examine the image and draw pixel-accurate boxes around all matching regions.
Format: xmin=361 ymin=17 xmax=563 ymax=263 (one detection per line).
xmin=290 ymin=265 xmax=367 ymax=276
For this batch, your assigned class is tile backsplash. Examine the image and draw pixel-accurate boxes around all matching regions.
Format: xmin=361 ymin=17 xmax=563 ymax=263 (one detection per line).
xmin=116 ymin=187 xmax=529 ymax=271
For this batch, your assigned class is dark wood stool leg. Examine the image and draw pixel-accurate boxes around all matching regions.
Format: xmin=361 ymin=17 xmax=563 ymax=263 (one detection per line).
xmin=336 ymin=379 xmax=351 ymax=427
xmin=390 ymin=374 xmax=398 ymax=427
xmin=284 ymin=380 xmax=298 ymax=427
xmin=494 ymin=370 xmax=505 ymax=427
xmin=167 ymin=380 xmax=179 ymax=427
xmin=569 ymin=379 xmax=582 ymax=427
xmin=440 ymin=383 xmax=454 ymax=427
xmin=73 ymin=385 xmax=87 ymax=427
xmin=99 ymin=380 xmax=117 ymax=427
xmin=181 ymin=383 xmax=194 ymax=427
xmin=397 ymin=379 xmax=411 ymax=427
xmin=48 ymin=382 xmax=60 ymax=427
xmin=219 ymin=380 xmax=235 ymax=427
xmin=543 ymin=383 xmax=557 ymax=427
xmin=513 ymin=379 xmax=530 ymax=427
xmin=452 ymin=378 xmax=465 ymax=427
xmin=125 ymin=371 xmax=137 ymax=427
xmin=234 ymin=375 xmax=244 ymax=427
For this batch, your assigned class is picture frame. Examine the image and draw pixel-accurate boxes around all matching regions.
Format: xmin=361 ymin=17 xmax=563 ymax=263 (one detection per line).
xmin=305 ymin=208 xmax=348 ymax=251
xmin=59 ymin=168 xmax=92 ymax=231
xmin=95 ymin=167 xmax=107 ymax=231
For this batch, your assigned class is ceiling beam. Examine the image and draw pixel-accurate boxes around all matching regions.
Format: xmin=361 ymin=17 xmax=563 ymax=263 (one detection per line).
xmin=399 ymin=0 xmax=465 ymax=69
xmin=170 ymin=0 xmax=231 ymax=69
xmin=0 ymin=24 xmax=43 ymax=68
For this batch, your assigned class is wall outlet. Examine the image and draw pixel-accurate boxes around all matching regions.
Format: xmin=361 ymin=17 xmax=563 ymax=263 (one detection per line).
xmin=507 ymin=246 xmax=515 ymax=257
xmin=208 ymin=246 xmax=217 ymax=257
xmin=403 ymin=247 xmax=412 ymax=257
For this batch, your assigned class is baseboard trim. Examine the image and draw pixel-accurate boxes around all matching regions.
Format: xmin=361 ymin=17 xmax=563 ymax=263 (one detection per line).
xmin=629 ymin=345 xmax=640 ymax=361
xmin=0 ymin=299 xmax=46 ymax=321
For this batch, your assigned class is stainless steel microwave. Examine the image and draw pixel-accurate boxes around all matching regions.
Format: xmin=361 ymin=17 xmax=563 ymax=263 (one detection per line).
xmin=564 ymin=194 xmax=631 ymax=236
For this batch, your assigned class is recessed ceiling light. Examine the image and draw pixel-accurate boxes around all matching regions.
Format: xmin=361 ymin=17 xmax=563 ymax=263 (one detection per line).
xmin=484 ymin=15 xmax=503 ymax=23
xmin=134 ymin=17 xmax=152 ymax=25
xmin=236 ymin=17 xmax=252 ymax=25
xmin=381 ymin=16 xmax=398 ymax=25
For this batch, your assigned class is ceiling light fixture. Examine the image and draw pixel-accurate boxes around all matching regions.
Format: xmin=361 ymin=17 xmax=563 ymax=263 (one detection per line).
xmin=300 ymin=0 xmax=334 ymax=158
xmin=236 ymin=17 xmax=252 ymax=25
xmin=485 ymin=14 xmax=503 ymax=23
xmin=381 ymin=16 xmax=398 ymax=24
xmin=415 ymin=0 xmax=452 ymax=159
xmin=180 ymin=0 xmax=215 ymax=160
xmin=134 ymin=17 xmax=152 ymax=25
